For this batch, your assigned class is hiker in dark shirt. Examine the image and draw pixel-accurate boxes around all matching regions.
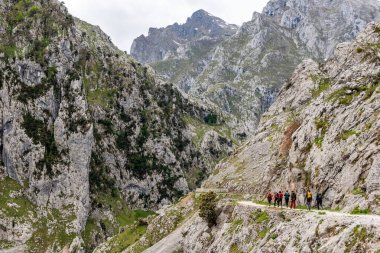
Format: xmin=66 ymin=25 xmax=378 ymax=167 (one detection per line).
xmin=290 ymin=191 xmax=297 ymax=209
xmin=316 ymin=191 xmax=323 ymax=210
xmin=284 ymin=190 xmax=290 ymax=208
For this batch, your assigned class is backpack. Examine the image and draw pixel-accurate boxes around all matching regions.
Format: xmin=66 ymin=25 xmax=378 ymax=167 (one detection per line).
xmin=307 ymin=192 xmax=312 ymax=199
xmin=267 ymin=193 xmax=272 ymax=199
xmin=279 ymin=192 xmax=283 ymax=198
xmin=291 ymin=192 xmax=296 ymax=200
xmin=285 ymin=192 xmax=290 ymax=199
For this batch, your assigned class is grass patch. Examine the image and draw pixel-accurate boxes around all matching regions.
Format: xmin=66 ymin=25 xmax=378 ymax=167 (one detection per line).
xmin=229 ymin=218 xmax=244 ymax=232
xmin=352 ymin=187 xmax=367 ymax=198
xmin=314 ymin=117 xmax=330 ymax=148
xmin=184 ymin=115 xmax=236 ymax=147
xmin=328 ymin=83 xmax=380 ymax=106
xmin=116 ymin=210 xmax=156 ymax=227
xmin=229 ymin=244 xmax=243 ymax=253
xmin=311 ymin=77 xmax=331 ymax=98
xmin=97 ymin=223 xmax=148 ymax=253
xmin=87 ymin=87 xmax=117 ymax=108
xmin=350 ymin=206 xmax=371 ymax=215
xmin=0 ymin=240 xmax=15 ymax=250
xmin=250 ymin=209 xmax=269 ymax=224
xmin=0 ymin=177 xmax=35 ymax=219
xmin=344 ymin=225 xmax=373 ymax=253
xmin=339 ymin=130 xmax=358 ymax=141
xmin=258 ymin=228 xmax=269 ymax=239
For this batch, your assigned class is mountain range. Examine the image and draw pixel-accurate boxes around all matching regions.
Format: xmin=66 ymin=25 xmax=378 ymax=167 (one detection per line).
xmin=1 ymin=0 xmax=380 ymax=252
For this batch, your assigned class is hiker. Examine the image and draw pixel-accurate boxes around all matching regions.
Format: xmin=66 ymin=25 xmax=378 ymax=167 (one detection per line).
xmin=284 ymin=190 xmax=290 ymax=208
xmin=267 ymin=192 xmax=273 ymax=206
xmin=306 ymin=190 xmax=313 ymax=211
xmin=278 ymin=191 xmax=283 ymax=208
xmin=290 ymin=191 xmax=296 ymax=209
xmin=273 ymin=192 xmax=278 ymax=207
xmin=316 ymin=191 xmax=323 ymax=210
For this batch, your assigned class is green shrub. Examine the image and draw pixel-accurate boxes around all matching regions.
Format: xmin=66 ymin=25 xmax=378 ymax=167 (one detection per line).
xmin=28 ymin=5 xmax=41 ymax=17
xmin=21 ymin=113 xmax=48 ymax=145
xmin=21 ymin=113 xmax=60 ymax=177
xmin=270 ymin=233 xmax=278 ymax=240
xmin=0 ymin=45 xmax=19 ymax=59
xmin=97 ymin=119 xmax=113 ymax=134
xmin=314 ymin=117 xmax=330 ymax=135
xmin=204 ymin=114 xmax=218 ymax=125
xmin=18 ymin=83 xmax=50 ymax=103
xmin=356 ymin=48 xmax=364 ymax=53
xmin=116 ymin=131 xmax=129 ymax=151
xmin=199 ymin=192 xmax=218 ymax=227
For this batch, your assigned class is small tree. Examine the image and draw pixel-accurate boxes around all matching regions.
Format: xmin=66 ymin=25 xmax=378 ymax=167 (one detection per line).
xmin=199 ymin=192 xmax=218 ymax=227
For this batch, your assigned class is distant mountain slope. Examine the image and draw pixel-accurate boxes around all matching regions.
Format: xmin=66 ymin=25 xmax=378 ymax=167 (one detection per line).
xmin=131 ymin=10 xmax=238 ymax=92
xmin=132 ymin=0 xmax=380 ymax=138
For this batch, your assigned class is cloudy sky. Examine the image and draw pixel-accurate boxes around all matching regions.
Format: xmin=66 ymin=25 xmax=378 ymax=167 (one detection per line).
xmin=63 ymin=0 xmax=269 ymax=52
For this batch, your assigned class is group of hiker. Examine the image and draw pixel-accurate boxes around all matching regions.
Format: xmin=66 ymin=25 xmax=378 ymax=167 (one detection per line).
xmin=266 ymin=190 xmax=323 ymax=210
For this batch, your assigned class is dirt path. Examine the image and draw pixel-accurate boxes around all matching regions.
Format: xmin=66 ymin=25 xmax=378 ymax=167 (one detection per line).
xmin=238 ymin=201 xmax=380 ymax=223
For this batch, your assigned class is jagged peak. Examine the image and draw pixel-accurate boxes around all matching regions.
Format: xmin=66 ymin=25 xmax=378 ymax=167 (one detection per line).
xmin=191 ymin=9 xmax=212 ymax=19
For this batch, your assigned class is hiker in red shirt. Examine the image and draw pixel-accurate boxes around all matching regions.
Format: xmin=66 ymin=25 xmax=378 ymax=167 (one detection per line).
xmin=278 ymin=191 xmax=284 ymax=208
xmin=267 ymin=192 xmax=273 ymax=206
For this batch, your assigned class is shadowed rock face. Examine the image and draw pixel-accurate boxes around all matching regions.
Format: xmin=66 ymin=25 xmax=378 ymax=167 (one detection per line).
xmin=205 ymin=22 xmax=380 ymax=215
xmin=132 ymin=0 xmax=380 ymax=139
xmin=0 ymin=1 xmax=234 ymax=251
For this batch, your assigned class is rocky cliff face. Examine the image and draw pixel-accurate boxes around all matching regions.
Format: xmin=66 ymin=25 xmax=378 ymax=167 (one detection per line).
xmin=130 ymin=10 xmax=238 ymax=92
xmin=205 ymin=21 xmax=380 ymax=214
xmin=0 ymin=0 xmax=233 ymax=252
xmin=105 ymin=21 xmax=380 ymax=253
xmin=133 ymin=0 xmax=380 ymax=138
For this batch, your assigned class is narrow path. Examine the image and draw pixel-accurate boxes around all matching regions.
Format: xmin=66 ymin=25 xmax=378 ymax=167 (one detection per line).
xmin=238 ymin=201 xmax=380 ymax=223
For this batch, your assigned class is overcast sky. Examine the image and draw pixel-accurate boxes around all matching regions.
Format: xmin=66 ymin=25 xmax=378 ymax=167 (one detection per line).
xmin=63 ymin=0 xmax=269 ymax=52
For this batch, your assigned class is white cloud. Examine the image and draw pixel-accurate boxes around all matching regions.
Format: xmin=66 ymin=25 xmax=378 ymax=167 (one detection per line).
xmin=62 ymin=0 xmax=269 ymax=52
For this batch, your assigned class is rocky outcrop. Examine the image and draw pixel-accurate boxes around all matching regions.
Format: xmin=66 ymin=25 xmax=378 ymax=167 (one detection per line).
xmin=205 ymin=22 xmax=380 ymax=214
xmin=138 ymin=200 xmax=380 ymax=253
xmin=0 ymin=1 xmax=232 ymax=251
xmin=130 ymin=10 xmax=238 ymax=92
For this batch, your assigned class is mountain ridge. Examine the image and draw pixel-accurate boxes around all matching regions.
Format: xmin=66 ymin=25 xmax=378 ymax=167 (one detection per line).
xmin=131 ymin=0 xmax=380 ymax=139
